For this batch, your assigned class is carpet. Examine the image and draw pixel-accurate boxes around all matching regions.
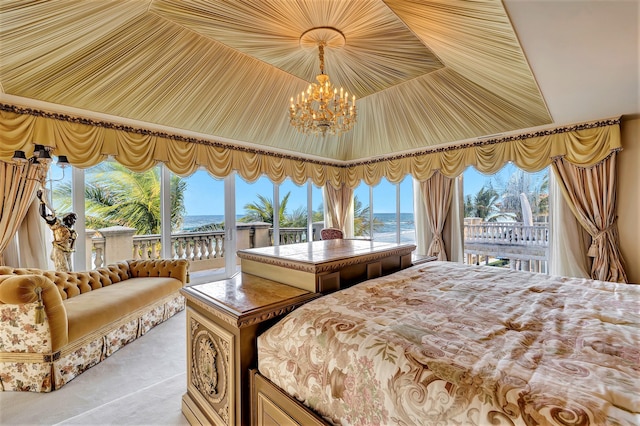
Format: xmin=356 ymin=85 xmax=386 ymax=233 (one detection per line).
xmin=0 ymin=310 xmax=189 ymax=426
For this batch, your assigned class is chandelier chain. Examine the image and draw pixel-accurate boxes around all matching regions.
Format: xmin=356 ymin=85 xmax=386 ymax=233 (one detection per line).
xmin=318 ymin=42 xmax=325 ymax=75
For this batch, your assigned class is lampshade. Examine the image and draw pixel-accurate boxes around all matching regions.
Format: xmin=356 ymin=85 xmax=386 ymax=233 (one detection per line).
xmin=12 ymin=150 xmax=28 ymax=163
xmin=57 ymin=155 xmax=70 ymax=167
xmin=34 ymin=144 xmax=52 ymax=163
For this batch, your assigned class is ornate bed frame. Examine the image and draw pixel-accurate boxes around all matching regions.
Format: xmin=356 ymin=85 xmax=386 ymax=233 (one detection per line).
xmin=251 ymin=369 xmax=327 ymax=425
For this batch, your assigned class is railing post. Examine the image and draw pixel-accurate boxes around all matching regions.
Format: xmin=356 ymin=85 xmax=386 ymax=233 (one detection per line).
xmin=251 ymin=222 xmax=272 ymax=248
xmin=99 ymin=226 xmax=136 ymax=265
xmin=85 ymin=229 xmax=96 ymax=269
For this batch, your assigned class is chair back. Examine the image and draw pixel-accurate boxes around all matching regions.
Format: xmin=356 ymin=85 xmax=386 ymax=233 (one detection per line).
xmin=321 ymin=228 xmax=344 ymax=240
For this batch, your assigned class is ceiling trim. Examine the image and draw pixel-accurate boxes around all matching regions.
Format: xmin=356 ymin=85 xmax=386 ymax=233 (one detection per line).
xmin=346 ymin=118 xmax=622 ymax=167
xmin=0 ymin=97 xmax=620 ymax=171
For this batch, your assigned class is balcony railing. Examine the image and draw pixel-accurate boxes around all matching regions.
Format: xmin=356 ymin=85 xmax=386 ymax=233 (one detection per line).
xmin=271 ymin=227 xmax=314 ymax=245
xmin=463 ymin=221 xmax=549 ymax=273
xmin=88 ymin=224 xmax=320 ymax=270
xmin=464 ymin=222 xmax=548 ymax=246
xmin=89 ymin=221 xmax=549 ymax=274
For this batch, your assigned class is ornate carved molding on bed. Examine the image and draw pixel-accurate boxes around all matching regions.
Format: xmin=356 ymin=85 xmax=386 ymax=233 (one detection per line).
xmin=256 ymin=261 xmax=640 ymax=425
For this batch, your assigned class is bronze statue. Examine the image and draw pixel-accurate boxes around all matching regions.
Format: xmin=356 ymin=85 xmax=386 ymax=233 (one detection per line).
xmin=37 ymin=190 xmax=77 ymax=272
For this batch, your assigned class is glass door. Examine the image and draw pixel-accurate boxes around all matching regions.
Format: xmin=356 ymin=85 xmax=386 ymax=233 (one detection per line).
xmin=172 ymin=169 xmax=236 ymax=284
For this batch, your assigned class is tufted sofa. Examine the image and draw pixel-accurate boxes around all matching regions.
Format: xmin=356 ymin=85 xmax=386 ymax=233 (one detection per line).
xmin=0 ymin=259 xmax=189 ymax=392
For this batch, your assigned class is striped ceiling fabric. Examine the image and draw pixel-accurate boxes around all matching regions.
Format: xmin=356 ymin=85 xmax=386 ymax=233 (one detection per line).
xmin=0 ymin=0 xmax=552 ymax=162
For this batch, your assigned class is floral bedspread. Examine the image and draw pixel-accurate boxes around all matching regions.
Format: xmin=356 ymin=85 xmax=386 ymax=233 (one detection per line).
xmin=258 ymin=261 xmax=640 ymax=425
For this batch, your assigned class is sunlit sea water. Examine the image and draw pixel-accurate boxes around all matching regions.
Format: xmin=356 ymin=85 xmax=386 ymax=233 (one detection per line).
xmin=182 ymin=213 xmax=416 ymax=243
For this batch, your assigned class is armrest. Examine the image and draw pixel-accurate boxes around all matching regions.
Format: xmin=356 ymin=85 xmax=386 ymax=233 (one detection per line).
xmin=0 ymin=274 xmax=68 ymax=352
xmin=127 ymin=259 xmax=189 ymax=285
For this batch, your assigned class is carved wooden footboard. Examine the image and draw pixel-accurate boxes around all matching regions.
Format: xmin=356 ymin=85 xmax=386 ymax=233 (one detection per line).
xmin=250 ymin=370 xmax=327 ymax=426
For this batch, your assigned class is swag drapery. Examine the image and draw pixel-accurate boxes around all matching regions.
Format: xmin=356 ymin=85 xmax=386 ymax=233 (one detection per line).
xmin=0 ymin=107 xmax=622 ymax=188
xmin=0 ymin=105 xmax=627 ymax=280
xmin=0 ymin=160 xmax=49 ymax=266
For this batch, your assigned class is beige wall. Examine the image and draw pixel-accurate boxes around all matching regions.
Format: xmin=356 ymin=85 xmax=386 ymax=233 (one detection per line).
xmin=618 ymin=116 xmax=640 ymax=283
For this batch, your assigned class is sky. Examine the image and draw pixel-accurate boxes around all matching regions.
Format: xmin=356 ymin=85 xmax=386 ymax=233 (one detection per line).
xmin=180 ymin=163 xmax=548 ymax=216
xmin=49 ymin=162 xmax=547 ymax=217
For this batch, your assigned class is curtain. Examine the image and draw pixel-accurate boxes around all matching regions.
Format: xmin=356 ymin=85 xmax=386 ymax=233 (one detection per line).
xmin=2 ymin=198 xmax=50 ymax=268
xmin=323 ymin=184 xmax=354 ymax=237
xmin=420 ymin=171 xmax=454 ymax=261
xmin=548 ymin=171 xmax=590 ymax=278
xmin=0 ymin=160 xmax=49 ymax=265
xmin=552 ymin=152 xmax=628 ymax=283
xmin=448 ymin=175 xmax=464 ymax=263
xmin=413 ymin=177 xmax=432 ymax=256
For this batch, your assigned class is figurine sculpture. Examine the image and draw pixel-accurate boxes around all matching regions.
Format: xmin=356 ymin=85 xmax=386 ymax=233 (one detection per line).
xmin=37 ymin=189 xmax=77 ymax=272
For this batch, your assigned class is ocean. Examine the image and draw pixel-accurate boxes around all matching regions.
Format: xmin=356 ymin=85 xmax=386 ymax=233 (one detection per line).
xmin=182 ymin=213 xmax=416 ymax=242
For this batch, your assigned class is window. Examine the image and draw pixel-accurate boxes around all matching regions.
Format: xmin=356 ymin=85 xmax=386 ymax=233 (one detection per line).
xmin=278 ymin=178 xmax=308 ymax=244
xmin=172 ymin=170 xmax=226 ymax=277
xmin=463 ymin=163 xmax=549 ymax=272
xmin=352 ymin=176 xmax=415 ymax=243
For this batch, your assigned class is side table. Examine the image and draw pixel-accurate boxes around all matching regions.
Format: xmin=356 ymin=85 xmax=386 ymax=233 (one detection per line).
xmin=180 ymin=273 xmax=319 ymax=426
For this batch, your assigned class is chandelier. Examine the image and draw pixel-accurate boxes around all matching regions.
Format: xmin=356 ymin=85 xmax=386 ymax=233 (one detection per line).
xmin=289 ymin=39 xmax=356 ymax=137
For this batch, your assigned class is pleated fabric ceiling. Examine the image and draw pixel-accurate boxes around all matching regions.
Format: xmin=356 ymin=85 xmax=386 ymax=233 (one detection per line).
xmin=0 ymin=0 xmax=552 ymax=162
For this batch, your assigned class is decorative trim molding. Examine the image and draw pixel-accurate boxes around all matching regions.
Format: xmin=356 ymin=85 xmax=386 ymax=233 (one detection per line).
xmin=0 ymin=102 xmax=338 ymax=167
xmin=181 ymin=294 xmax=239 ymax=327
xmin=347 ymin=118 xmax=622 ymax=167
xmin=0 ymin=102 xmax=621 ymax=168
xmin=237 ymin=245 xmax=416 ymax=273
xmin=237 ymin=302 xmax=311 ymax=328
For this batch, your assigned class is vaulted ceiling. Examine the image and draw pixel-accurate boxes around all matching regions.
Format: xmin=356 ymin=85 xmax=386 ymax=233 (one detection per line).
xmin=1 ymin=1 xmax=637 ymax=162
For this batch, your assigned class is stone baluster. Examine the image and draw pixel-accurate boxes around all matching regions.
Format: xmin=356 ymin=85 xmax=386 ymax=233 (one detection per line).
xmin=213 ymin=236 xmax=221 ymax=258
xmin=185 ymin=240 xmax=194 ymax=261
xmin=207 ymin=237 xmax=214 ymax=259
xmin=176 ymin=237 xmax=185 ymax=260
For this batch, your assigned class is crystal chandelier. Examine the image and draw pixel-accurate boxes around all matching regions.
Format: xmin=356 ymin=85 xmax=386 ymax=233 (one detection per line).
xmin=289 ymin=41 xmax=356 ymax=137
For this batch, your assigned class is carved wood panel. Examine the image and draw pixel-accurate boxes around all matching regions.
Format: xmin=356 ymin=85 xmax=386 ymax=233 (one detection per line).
xmin=186 ymin=308 xmax=235 ymax=426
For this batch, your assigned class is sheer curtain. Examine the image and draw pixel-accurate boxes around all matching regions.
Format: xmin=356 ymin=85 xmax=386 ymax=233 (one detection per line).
xmin=414 ymin=175 xmax=463 ymax=262
xmin=413 ymin=178 xmax=432 ymax=256
xmin=548 ymin=171 xmax=590 ymax=278
xmin=2 ymin=198 xmax=50 ymax=268
xmin=0 ymin=160 xmax=49 ymax=265
xmin=448 ymin=175 xmax=464 ymax=263
xmin=323 ymin=183 xmax=354 ymax=238
xmin=552 ymin=152 xmax=628 ymax=282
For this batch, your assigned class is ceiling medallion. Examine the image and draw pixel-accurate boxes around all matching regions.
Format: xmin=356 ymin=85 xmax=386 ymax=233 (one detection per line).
xmin=289 ymin=27 xmax=356 ymax=137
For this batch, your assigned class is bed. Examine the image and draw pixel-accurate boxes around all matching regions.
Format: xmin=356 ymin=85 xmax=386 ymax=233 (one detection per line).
xmin=254 ymin=261 xmax=639 ymax=425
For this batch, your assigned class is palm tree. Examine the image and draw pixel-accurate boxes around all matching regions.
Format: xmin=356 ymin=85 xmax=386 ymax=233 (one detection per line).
xmin=54 ymin=163 xmax=186 ymax=234
xmin=497 ymin=169 xmax=549 ymax=222
xmin=285 ymin=205 xmax=308 ymax=227
xmin=467 ymin=184 xmax=515 ymax=222
xmin=312 ymin=202 xmax=324 ymax=223
xmin=464 ymin=194 xmax=476 ymax=217
xmin=353 ymin=195 xmax=384 ymax=236
xmin=239 ymin=192 xmax=290 ymax=224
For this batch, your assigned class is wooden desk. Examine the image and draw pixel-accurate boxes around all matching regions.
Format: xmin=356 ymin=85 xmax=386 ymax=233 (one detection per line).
xmin=237 ymin=239 xmax=416 ymax=293
xmin=180 ymin=273 xmax=320 ymax=426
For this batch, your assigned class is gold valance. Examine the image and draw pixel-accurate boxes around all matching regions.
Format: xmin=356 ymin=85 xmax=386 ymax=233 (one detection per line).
xmin=0 ymin=104 xmax=621 ymax=189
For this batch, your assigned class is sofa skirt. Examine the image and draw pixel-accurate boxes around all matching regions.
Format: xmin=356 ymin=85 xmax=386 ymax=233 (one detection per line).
xmin=0 ymin=293 xmax=185 ymax=392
